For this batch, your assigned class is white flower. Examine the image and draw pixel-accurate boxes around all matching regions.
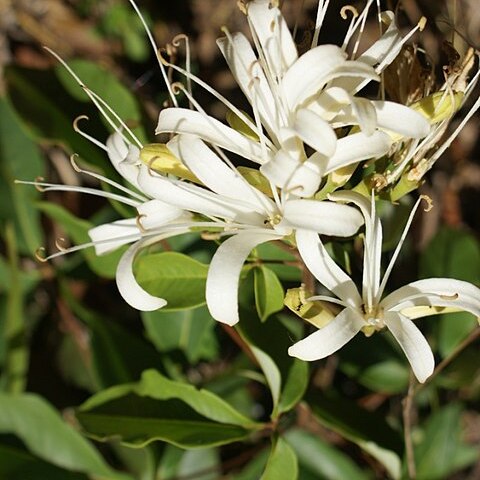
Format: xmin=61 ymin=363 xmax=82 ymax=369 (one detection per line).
xmin=135 ymin=133 xmax=364 ymax=325
xmin=288 ymin=191 xmax=480 ymax=383
xmin=154 ymin=0 xmax=430 ymax=197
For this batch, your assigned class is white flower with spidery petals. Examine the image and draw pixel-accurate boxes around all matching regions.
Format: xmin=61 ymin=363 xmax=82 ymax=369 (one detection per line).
xmin=289 ymin=191 xmax=480 ymax=383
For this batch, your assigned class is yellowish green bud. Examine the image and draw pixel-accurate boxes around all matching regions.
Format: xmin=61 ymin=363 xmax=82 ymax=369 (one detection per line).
xmin=411 ymin=91 xmax=464 ymax=125
xmin=284 ymin=287 xmax=335 ymax=329
xmin=236 ymin=166 xmax=273 ymax=197
xmin=140 ymin=143 xmax=200 ymax=183
xmin=226 ymin=110 xmax=259 ymax=141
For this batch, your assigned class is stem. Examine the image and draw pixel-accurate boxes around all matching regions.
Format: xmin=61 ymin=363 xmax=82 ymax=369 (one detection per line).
xmin=402 ymin=372 xmax=417 ymax=479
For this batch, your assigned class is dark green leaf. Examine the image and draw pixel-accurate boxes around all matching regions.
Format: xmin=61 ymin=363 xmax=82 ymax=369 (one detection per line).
xmin=261 ymin=437 xmax=298 ymax=480
xmin=415 ymin=403 xmax=479 ymax=480
xmin=285 ymin=429 xmax=369 ymax=480
xmin=77 ymin=369 xmax=259 ymax=448
xmin=136 ymin=252 xmax=209 ymax=311
xmin=0 ymin=393 xmax=130 ymax=480
xmin=142 ymin=306 xmax=218 ymax=362
xmin=254 ymin=266 xmax=284 ymax=322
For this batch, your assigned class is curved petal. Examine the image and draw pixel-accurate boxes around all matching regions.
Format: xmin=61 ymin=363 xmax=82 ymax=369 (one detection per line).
xmin=206 ymin=231 xmax=282 ymax=325
xmin=106 ymin=133 xmax=140 ymax=187
xmin=156 ymin=108 xmax=270 ymax=164
xmin=217 ymin=32 xmax=279 ymax=136
xmin=283 ymin=199 xmax=364 ymax=237
xmin=137 ymin=166 xmax=265 ymax=225
xmin=373 ymin=101 xmax=430 ymax=139
xmin=294 ymin=109 xmax=337 ymax=157
xmin=295 ymin=229 xmax=362 ymax=307
xmin=385 ymin=312 xmax=435 ymax=383
xmin=88 ymin=219 xmax=140 ymax=255
xmin=288 ymin=307 xmax=365 ymax=360
xmin=260 ymin=149 xmax=325 ymax=198
xmin=323 ymin=130 xmax=391 ymax=174
xmin=137 ymin=199 xmax=187 ymax=230
xmin=247 ymin=0 xmax=297 ymax=78
xmin=381 ymin=278 xmax=480 ymax=319
xmin=168 ymin=134 xmax=274 ymax=213
xmin=116 ymin=239 xmax=168 ymax=311
xmin=282 ymin=45 xmax=348 ymax=110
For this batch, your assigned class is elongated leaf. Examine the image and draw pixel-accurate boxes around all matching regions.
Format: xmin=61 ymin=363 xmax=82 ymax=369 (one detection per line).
xmin=420 ymin=227 xmax=480 ymax=356
xmin=277 ymin=359 xmax=309 ymax=414
xmin=285 ymin=429 xmax=369 ymax=480
xmin=136 ymin=252 xmax=209 ymax=310
xmin=77 ymin=369 xmax=259 ymax=448
xmin=0 ymin=393 xmax=130 ymax=480
xmin=254 ymin=266 xmax=284 ymax=322
xmin=0 ymin=96 xmax=44 ymax=254
xmin=415 ymin=403 xmax=479 ymax=480
xmin=37 ymin=202 xmax=126 ymax=278
xmin=142 ymin=306 xmax=218 ymax=362
xmin=309 ymin=393 xmax=402 ymax=479
xmin=261 ymin=438 xmax=298 ymax=480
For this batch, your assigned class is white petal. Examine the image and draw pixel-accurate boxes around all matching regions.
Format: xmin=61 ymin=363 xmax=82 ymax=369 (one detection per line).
xmin=373 ymin=101 xmax=430 ymax=139
xmin=283 ymin=199 xmax=364 ymax=237
xmin=295 ymin=229 xmax=362 ymax=307
xmin=206 ymin=231 xmax=282 ymax=325
xmin=385 ymin=312 xmax=434 ymax=383
xmin=88 ymin=219 xmax=140 ymax=255
xmin=156 ymin=108 xmax=269 ymax=164
xmin=168 ymin=134 xmax=274 ymax=213
xmin=305 ymin=86 xmax=351 ymax=121
xmin=116 ymin=239 xmax=167 ymax=311
xmin=106 ymin=133 xmax=140 ymax=186
xmin=288 ymin=307 xmax=365 ymax=360
xmin=328 ymin=191 xmax=382 ymax=301
xmin=294 ymin=109 xmax=337 ymax=157
xmin=247 ymin=0 xmax=298 ymax=78
xmin=137 ymin=199 xmax=186 ymax=230
xmin=350 ymin=98 xmax=377 ymax=136
xmin=381 ymin=278 xmax=480 ymax=319
xmin=323 ymin=130 xmax=391 ymax=174
xmin=137 ymin=166 xmax=265 ymax=225
xmin=217 ymin=32 xmax=279 ymax=136
xmin=282 ymin=45 xmax=348 ymax=110
xmin=260 ymin=149 xmax=325 ymax=198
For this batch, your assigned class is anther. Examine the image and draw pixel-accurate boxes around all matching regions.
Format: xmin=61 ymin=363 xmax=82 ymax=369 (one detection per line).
xmin=440 ymin=293 xmax=459 ymax=300
xmin=420 ymin=194 xmax=433 ymax=212
xmin=172 ymin=33 xmax=188 ymax=47
xmin=73 ymin=115 xmax=90 ymax=132
xmin=70 ymin=154 xmax=82 ymax=173
xmin=35 ymin=247 xmax=48 ymax=263
xmin=34 ymin=177 xmax=46 ymax=192
xmin=55 ymin=237 xmax=69 ymax=252
xmin=340 ymin=5 xmax=358 ymax=20
xmin=136 ymin=214 xmax=147 ymax=233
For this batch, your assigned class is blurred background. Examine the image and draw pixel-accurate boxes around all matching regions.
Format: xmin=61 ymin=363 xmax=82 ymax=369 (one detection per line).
xmin=0 ymin=0 xmax=479 ymax=479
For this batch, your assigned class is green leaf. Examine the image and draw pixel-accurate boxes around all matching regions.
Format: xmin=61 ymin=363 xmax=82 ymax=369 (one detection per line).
xmin=261 ymin=437 xmax=298 ymax=480
xmin=415 ymin=403 xmax=479 ymax=480
xmin=0 ymin=96 xmax=44 ymax=254
xmin=136 ymin=252 xmax=209 ymax=311
xmin=37 ymin=202 xmax=125 ymax=278
xmin=309 ymin=393 xmax=402 ymax=479
xmin=55 ymin=59 xmax=146 ymax=143
xmin=0 ymin=393 xmax=130 ymax=480
xmin=142 ymin=306 xmax=218 ymax=362
xmin=254 ymin=266 xmax=284 ymax=322
xmin=356 ymin=360 xmax=409 ymax=394
xmin=0 ymin=442 xmax=87 ymax=480
xmin=285 ymin=429 xmax=369 ymax=480
xmin=277 ymin=359 xmax=309 ymax=414
xmin=77 ymin=369 xmax=259 ymax=448
xmin=420 ymin=227 xmax=480 ymax=356
xmin=60 ymin=281 xmax=165 ymax=390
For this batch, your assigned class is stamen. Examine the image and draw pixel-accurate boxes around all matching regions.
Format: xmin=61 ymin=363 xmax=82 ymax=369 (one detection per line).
xmin=340 ymin=5 xmax=358 ymax=20
xmin=311 ymin=0 xmax=331 ymax=49
xmin=126 ymin=0 xmax=178 ymax=107
xmin=34 ymin=177 xmax=46 ymax=192
xmin=136 ymin=214 xmax=147 ymax=233
xmin=420 ymin=194 xmax=433 ymax=212
xmin=307 ymin=295 xmax=348 ymax=308
xmin=441 ymin=293 xmax=459 ymax=300
xmin=376 ymin=195 xmax=425 ymax=301
xmin=69 ymin=154 xmax=147 ymax=202
xmin=73 ymin=115 xmax=108 ymax=151
xmin=55 ymin=237 xmax=69 ymax=252
xmin=172 ymin=34 xmax=193 ymax=109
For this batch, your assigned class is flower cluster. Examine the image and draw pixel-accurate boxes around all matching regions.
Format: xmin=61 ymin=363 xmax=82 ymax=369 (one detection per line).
xmin=20 ymin=0 xmax=480 ymax=383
